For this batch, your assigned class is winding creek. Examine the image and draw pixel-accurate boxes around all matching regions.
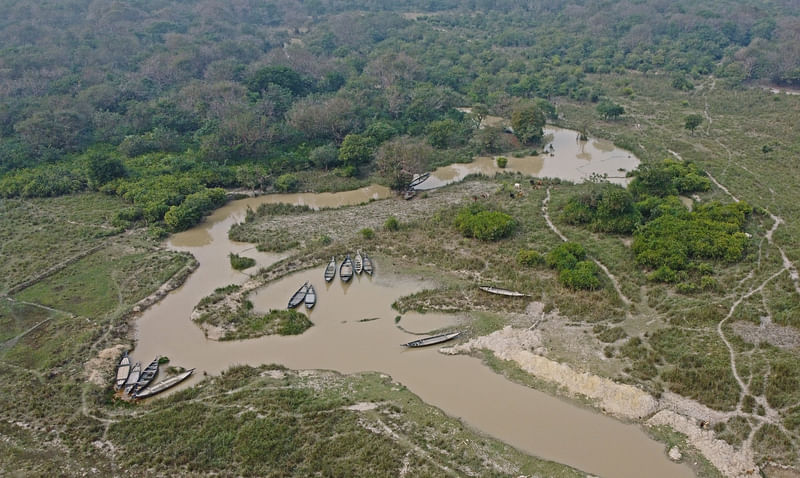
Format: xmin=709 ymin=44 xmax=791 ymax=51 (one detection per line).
xmin=132 ymin=130 xmax=695 ymax=478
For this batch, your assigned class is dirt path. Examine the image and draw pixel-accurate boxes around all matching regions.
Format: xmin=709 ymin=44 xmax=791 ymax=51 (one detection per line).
xmin=542 ymin=187 xmax=632 ymax=307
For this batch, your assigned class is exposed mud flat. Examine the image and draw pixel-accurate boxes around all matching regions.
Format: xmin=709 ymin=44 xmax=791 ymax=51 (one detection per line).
xmin=443 ymin=314 xmax=761 ymax=478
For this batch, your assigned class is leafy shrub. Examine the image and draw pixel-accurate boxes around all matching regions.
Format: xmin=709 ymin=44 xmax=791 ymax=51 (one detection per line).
xmin=454 ymin=204 xmax=517 ymax=241
xmin=164 ymin=187 xmax=227 ymax=231
xmin=546 ymin=242 xmax=586 ymax=270
xmin=517 ymin=249 xmax=544 ymax=266
xmin=559 ymin=260 xmax=601 ymax=290
xmin=628 ymin=159 xmax=711 ymax=198
xmin=384 ymin=216 xmax=399 ymax=231
xmin=229 ymin=253 xmax=256 ymax=270
xmin=274 ymin=173 xmax=299 ymax=193
xmin=360 ymin=228 xmax=375 ymax=239
xmin=496 ymin=156 xmax=508 ymax=168
xmin=633 ymin=200 xmax=752 ymax=279
xmin=562 ymin=184 xmax=641 ymax=234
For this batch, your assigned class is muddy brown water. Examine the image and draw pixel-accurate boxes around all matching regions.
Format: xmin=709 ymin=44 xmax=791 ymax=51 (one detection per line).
xmin=419 ymin=126 xmax=637 ymax=190
xmin=133 ymin=134 xmax=693 ymax=478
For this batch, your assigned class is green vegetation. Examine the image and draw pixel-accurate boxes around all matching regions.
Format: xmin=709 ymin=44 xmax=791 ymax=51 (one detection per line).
xmin=562 ymin=184 xmax=642 ymax=234
xmin=229 ymin=253 xmax=256 ymax=271
xmin=2 ymin=0 xmax=800 ymax=475
xmin=454 ymin=204 xmax=517 ymax=241
xmin=384 ymin=216 xmax=400 ymax=231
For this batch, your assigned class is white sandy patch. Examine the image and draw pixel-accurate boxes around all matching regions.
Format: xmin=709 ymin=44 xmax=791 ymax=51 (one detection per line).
xmin=85 ymin=344 xmax=127 ymax=386
xmin=648 ymin=411 xmax=758 ymax=477
xmin=443 ymin=326 xmax=658 ymax=419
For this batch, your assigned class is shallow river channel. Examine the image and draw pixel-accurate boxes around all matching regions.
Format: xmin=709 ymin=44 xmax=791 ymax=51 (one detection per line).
xmin=133 ymin=132 xmax=695 ymax=477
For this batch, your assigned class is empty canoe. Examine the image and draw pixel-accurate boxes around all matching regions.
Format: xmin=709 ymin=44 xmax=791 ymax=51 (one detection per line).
xmin=134 ymin=357 xmax=160 ymax=393
xmin=305 ymin=284 xmax=316 ymax=309
xmin=362 ymin=254 xmax=374 ymax=276
xmin=479 ymin=286 xmax=528 ymax=297
xmin=115 ymin=351 xmax=131 ymax=390
xmin=354 ymin=251 xmax=363 ymax=275
xmin=340 ymin=255 xmax=353 ymax=282
xmin=402 ymin=332 xmax=461 ymax=347
xmin=288 ymin=282 xmax=309 ymax=309
xmin=324 ymin=257 xmax=336 ymax=282
xmin=408 ymin=172 xmax=430 ymax=188
xmin=124 ymin=362 xmax=141 ymax=395
xmin=134 ymin=369 xmax=194 ymax=399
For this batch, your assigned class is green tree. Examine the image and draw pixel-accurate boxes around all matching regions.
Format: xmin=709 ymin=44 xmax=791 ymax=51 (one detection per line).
xmin=87 ymin=153 xmax=125 ymax=187
xmin=274 ymin=173 xmax=299 ymax=193
xmin=511 ymin=103 xmax=546 ymax=144
xmin=684 ymin=114 xmax=703 ymax=135
xmin=596 ymin=101 xmax=625 ymax=119
xmin=338 ymin=134 xmax=374 ymax=171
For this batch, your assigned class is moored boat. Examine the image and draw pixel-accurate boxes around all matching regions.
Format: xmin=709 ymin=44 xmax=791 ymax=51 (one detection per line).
xmin=134 ymin=369 xmax=195 ymax=399
xmin=478 ymin=286 xmax=528 ymax=297
xmin=324 ymin=257 xmax=336 ymax=282
xmin=305 ymin=284 xmax=316 ymax=309
xmin=362 ymin=253 xmax=374 ymax=276
xmin=124 ymin=362 xmax=141 ymax=394
xmin=115 ymin=351 xmax=131 ymax=390
xmin=354 ymin=250 xmax=363 ymax=275
xmin=408 ymin=172 xmax=430 ymax=189
xmin=288 ymin=282 xmax=309 ymax=309
xmin=401 ymin=331 xmax=461 ymax=348
xmin=340 ymin=255 xmax=353 ymax=282
xmin=134 ymin=357 xmax=160 ymax=393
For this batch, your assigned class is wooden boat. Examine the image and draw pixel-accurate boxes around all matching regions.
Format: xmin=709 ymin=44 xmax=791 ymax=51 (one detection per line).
xmin=134 ymin=356 xmax=160 ymax=393
xmin=305 ymin=284 xmax=316 ymax=309
xmin=362 ymin=253 xmax=374 ymax=276
xmin=402 ymin=332 xmax=461 ymax=348
xmin=134 ymin=369 xmax=194 ymax=399
xmin=288 ymin=282 xmax=309 ymax=308
xmin=408 ymin=172 xmax=430 ymax=189
xmin=479 ymin=286 xmax=529 ymax=297
xmin=324 ymin=256 xmax=336 ymax=282
xmin=354 ymin=250 xmax=363 ymax=275
xmin=403 ymin=188 xmax=416 ymax=200
xmin=124 ymin=362 xmax=141 ymax=395
xmin=115 ymin=351 xmax=131 ymax=390
xmin=339 ymin=255 xmax=353 ymax=282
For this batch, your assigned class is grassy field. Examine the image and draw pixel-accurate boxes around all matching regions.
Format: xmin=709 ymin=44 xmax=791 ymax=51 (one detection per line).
xmin=2 ymin=72 xmax=800 ymax=476
xmin=221 ymin=74 xmax=800 ymax=472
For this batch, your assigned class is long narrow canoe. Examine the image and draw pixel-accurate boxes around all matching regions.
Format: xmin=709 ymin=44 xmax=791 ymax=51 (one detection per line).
xmin=324 ymin=257 xmax=336 ymax=282
xmin=402 ymin=332 xmax=461 ymax=348
xmin=134 ymin=356 xmax=160 ymax=393
xmin=305 ymin=284 xmax=316 ymax=309
xmin=288 ymin=282 xmax=309 ymax=308
xmin=408 ymin=172 xmax=430 ymax=189
xmin=124 ymin=362 xmax=141 ymax=395
xmin=340 ymin=255 xmax=353 ymax=282
xmin=362 ymin=253 xmax=374 ymax=276
xmin=354 ymin=251 xmax=363 ymax=275
xmin=115 ymin=351 xmax=131 ymax=390
xmin=479 ymin=286 xmax=529 ymax=297
xmin=134 ymin=369 xmax=194 ymax=399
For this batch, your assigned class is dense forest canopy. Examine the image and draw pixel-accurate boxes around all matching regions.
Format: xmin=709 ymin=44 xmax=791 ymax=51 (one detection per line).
xmin=0 ymin=0 xmax=798 ymax=228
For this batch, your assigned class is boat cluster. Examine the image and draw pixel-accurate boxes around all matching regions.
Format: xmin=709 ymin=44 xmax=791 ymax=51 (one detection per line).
xmin=114 ymin=351 xmax=194 ymax=400
xmin=288 ymin=251 xmax=374 ymax=310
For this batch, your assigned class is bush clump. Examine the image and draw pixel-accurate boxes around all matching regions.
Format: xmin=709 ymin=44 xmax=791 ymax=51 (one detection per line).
xmin=496 ymin=156 xmax=508 ymax=168
xmin=454 ymin=204 xmax=517 ymax=241
xmin=562 ymin=183 xmax=642 ymax=234
xmin=360 ymin=227 xmax=375 ymax=239
xmin=517 ymin=249 xmax=544 ymax=266
xmin=229 ymin=253 xmax=256 ymax=270
xmin=559 ymin=260 xmax=601 ymax=290
xmin=546 ymin=242 xmax=586 ymax=270
xmin=384 ymin=216 xmax=399 ymax=231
